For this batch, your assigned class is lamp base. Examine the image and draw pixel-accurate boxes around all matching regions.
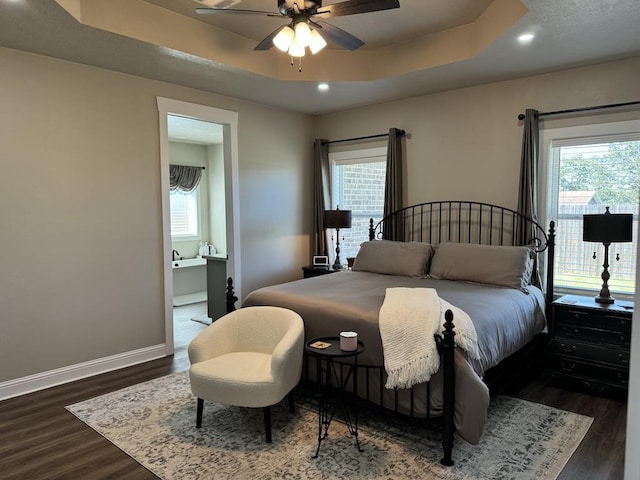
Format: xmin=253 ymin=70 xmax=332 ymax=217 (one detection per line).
xmin=595 ymin=295 xmax=615 ymax=304
xmin=332 ymin=261 xmax=345 ymax=270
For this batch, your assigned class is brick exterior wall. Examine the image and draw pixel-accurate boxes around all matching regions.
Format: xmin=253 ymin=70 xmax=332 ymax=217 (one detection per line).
xmin=332 ymin=161 xmax=386 ymax=261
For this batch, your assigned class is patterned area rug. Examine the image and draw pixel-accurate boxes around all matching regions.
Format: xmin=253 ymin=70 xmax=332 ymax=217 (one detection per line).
xmin=66 ymin=372 xmax=592 ymax=480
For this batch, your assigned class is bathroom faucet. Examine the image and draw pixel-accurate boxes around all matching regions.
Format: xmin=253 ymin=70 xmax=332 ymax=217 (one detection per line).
xmin=172 ymin=249 xmax=180 ymax=261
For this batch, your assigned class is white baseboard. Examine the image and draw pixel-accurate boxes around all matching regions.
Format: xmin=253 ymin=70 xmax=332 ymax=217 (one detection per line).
xmin=0 ymin=344 xmax=167 ymax=401
xmin=173 ymin=291 xmax=207 ymax=306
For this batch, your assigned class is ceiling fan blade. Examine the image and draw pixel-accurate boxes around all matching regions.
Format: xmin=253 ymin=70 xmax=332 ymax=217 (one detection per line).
xmin=196 ymin=8 xmax=281 ymax=17
xmin=314 ymin=0 xmax=400 ymax=18
xmin=254 ymin=26 xmax=287 ymax=51
xmin=313 ymin=20 xmax=364 ymax=51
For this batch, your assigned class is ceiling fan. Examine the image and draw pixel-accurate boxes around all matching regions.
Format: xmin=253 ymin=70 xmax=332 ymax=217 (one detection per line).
xmin=195 ymin=0 xmax=401 ymax=56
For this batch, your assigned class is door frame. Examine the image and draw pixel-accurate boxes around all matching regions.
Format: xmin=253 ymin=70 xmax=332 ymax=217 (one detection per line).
xmin=157 ymin=97 xmax=241 ymax=355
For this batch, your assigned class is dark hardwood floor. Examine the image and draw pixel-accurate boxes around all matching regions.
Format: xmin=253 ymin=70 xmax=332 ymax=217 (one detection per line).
xmin=0 ymin=307 xmax=627 ymax=479
xmin=510 ymin=376 xmax=626 ymax=480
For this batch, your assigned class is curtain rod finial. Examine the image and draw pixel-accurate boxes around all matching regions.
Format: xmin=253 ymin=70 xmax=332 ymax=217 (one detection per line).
xmin=517 ymin=113 xmax=526 ymax=121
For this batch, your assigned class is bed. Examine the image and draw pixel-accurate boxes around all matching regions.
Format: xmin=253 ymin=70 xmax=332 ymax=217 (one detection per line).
xmin=235 ymin=201 xmax=556 ymax=465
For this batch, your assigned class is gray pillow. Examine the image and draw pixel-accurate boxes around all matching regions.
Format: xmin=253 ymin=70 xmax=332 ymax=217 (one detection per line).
xmin=428 ymin=242 xmax=535 ymax=289
xmin=352 ymin=240 xmax=432 ymax=277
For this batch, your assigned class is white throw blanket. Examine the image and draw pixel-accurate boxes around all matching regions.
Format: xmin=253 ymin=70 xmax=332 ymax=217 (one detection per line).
xmin=379 ymin=287 xmax=480 ymax=389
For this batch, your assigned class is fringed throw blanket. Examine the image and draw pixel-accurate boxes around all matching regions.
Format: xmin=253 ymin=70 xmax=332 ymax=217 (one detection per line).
xmin=379 ymin=287 xmax=480 ymax=389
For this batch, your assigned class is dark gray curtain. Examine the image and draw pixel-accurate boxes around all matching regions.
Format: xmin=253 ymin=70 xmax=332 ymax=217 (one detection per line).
xmin=383 ymin=128 xmax=404 ymax=240
xmin=313 ymin=139 xmax=331 ymax=256
xmin=170 ymin=164 xmax=203 ymax=193
xmin=517 ymin=108 xmax=543 ymax=287
xmin=517 ymin=109 xmax=540 ymax=243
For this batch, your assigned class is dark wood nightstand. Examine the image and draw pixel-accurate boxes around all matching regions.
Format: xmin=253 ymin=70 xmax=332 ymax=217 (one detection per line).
xmin=302 ymin=265 xmax=342 ymax=279
xmin=546 ymin=294 xmax=633 ymax=397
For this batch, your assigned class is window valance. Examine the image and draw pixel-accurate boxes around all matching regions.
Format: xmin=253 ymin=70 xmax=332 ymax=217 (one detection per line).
xmin=170 ymin=164 xmax=203 ymax=193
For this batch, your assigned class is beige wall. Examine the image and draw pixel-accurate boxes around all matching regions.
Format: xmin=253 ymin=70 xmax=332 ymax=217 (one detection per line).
xmin=0 ymin=46 xmax=313 ymax=383
xmin=314 ymin=56 xmax=640 ymax=210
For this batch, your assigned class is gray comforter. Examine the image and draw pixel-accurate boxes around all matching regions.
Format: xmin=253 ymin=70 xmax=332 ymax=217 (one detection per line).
xmin=243 ymin=271 xmax=546 ymax=444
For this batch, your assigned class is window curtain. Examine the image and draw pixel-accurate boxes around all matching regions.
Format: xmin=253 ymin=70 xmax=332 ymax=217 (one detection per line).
xmin=170 ymin=164 xmax=203 ymax=193
xmin=313 ymin=139 xmax=331 ymax=256
xmin=517 ymin=109 xmax=540 ymax=240
xmin=383 ymin=128 xmax=404 ymax=240
xmin=517 ymin=108 xmax=543 ymax=287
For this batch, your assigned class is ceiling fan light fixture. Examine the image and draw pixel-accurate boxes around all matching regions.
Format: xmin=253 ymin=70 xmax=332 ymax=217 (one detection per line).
xmin=288 ymin=40 xmax=306 ymax=57
xmin=309 ymin=29 xmax=327 ymax=54
xmin=273 ymin=25 xmax=295 ymax=52
xmin=293 ymin=21 xmax=312 ymax=48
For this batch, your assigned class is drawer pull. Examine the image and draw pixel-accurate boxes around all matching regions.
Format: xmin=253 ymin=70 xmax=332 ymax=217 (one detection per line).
xmin=563 ymin=328 xmax=579 ymax=337
xmin=560 ymin=360 xmax=576 ymax=373
xmin=619 ymin=353 xmax=630 ymax=365
xmin=617 ymin=372 xmax=629 ymax=384
xmin=560 ymin=343 xmax=576 ymax=354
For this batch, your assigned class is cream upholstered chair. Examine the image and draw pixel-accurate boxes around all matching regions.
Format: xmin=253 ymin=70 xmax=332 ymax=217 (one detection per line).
xmin=188 ymin=306 xmax=305 ymax=443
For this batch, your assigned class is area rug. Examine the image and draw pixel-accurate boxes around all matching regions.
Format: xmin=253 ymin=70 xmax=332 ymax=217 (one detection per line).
xmin=66 ymin=372 xmax=592 ymax=480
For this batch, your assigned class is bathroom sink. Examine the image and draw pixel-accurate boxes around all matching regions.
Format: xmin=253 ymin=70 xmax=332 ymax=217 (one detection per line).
xmin=172 ymin=257 xmax=207 ymax=269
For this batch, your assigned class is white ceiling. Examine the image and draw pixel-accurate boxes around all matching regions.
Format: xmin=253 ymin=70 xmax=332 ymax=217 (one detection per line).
xmin=1 ymin=0 xmax=639 ymax=121
xmin=168 ymin=115 xmax=224 ymax=144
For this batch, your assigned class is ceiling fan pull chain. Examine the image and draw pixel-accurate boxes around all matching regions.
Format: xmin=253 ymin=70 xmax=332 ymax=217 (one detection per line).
xmin=298 ymin=57 xmax=303 ymax=73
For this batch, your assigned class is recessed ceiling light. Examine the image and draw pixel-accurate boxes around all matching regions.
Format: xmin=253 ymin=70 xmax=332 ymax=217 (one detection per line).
xmin=518 ymin=33 xmax=535 ymax=44
xmin=318 ymin=83 xmax=329 ymax=92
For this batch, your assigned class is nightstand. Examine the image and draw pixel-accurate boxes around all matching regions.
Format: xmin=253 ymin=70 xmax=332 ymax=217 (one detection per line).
xmin=546 ymin=294 xmax=633 ymax=397
xmin=302 ymin=265 xmax=342 ymax=278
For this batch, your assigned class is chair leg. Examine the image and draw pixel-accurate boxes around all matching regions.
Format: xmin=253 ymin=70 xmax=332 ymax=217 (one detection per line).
xmin=196 ymin=398 xmax=204 ymax=428
xmin=288 ymin=390 xmax=295 ymax=413
xmin=263 ymin=406 xmax=272 ymax=443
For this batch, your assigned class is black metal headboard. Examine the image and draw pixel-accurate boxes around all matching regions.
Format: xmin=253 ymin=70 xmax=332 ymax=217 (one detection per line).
xmin=368 ymin=201 xmax=556 ymax=308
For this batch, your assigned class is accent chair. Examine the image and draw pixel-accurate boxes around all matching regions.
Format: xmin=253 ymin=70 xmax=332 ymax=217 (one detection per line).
xmin=188 ymin=306 xmax=305 ymax=443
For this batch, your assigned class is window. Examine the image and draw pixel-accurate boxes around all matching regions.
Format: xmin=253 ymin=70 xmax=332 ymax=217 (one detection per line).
xmin=330 ymin=147 xmax=387 ymax=260
xmin=170 ymin=188 xmax=200 ymax=238
xmin=542 ymin=119 xmax=640 ymax=297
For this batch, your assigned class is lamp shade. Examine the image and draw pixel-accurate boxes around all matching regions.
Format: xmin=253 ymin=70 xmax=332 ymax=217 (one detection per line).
xmin=583 ymin=212 xmax=633 ymax=243
xmin=324 ymin=209 xmax=352 ymax=229
xmin=273 ymin=25 xmax=294 ymax=52
xmin=309 ymin=29 xmax=327 ymax=54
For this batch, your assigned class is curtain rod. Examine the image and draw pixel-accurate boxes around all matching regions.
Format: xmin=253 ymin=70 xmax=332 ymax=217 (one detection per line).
xmin=322 ymin=129 xmax=406 ymax=145
xmin=517 ymin=100 xmax=640 ymax=120
xmin=170 ymin=164 xmax=205 ymax=170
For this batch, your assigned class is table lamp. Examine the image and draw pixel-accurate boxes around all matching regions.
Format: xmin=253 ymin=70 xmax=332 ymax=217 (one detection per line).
xmin=324 ymin=207 xmax=352 ymax=269
xmin=583 ymin=207 xmax=633 ymax=304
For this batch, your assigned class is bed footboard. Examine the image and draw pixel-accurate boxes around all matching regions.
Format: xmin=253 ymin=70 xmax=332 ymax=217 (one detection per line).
xmin=438 ymin=309 xmax=456 ymax=466
xmin=228 ymin=275 xmax=459 ymax=465
xmin=298 ymin=306 xmax=458 ymax=466
xmin=225 ymin=277 xmax=237 ymax=313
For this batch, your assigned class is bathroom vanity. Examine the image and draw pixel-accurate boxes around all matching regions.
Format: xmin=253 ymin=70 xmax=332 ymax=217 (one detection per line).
xmin=204 ymin=254 xmax=228 ymax=322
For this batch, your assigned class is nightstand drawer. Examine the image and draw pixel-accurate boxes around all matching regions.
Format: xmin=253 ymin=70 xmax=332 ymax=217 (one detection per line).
xmin=554 ymin=306 xmax=630 ymax=332
xmin=544 ymin=371 xmax=628 ymax=398
xmin=548 ymin=338 xmax=630 ymax=368
xmin=547 ymin=355 xmax=629 ymax=386
xmin=555 ymin=324 xmax=630 ymax=346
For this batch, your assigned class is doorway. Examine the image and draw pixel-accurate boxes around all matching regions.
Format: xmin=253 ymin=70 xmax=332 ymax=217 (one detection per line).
xmin=157 ymin=98 xmax=242 ymax=356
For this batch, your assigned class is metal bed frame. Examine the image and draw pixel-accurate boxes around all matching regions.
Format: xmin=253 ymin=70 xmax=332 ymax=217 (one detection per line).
xmin=226 ymin=200 xmax=556 ymax=465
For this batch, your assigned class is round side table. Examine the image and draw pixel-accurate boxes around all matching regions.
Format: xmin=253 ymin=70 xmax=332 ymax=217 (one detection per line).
xmin=305 ymin=336 xmax=366 ymax=458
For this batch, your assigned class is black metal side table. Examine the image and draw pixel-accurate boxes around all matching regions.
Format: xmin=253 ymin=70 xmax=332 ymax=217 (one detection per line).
xmin=305 ymin=336 xmax=366 ymax=458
